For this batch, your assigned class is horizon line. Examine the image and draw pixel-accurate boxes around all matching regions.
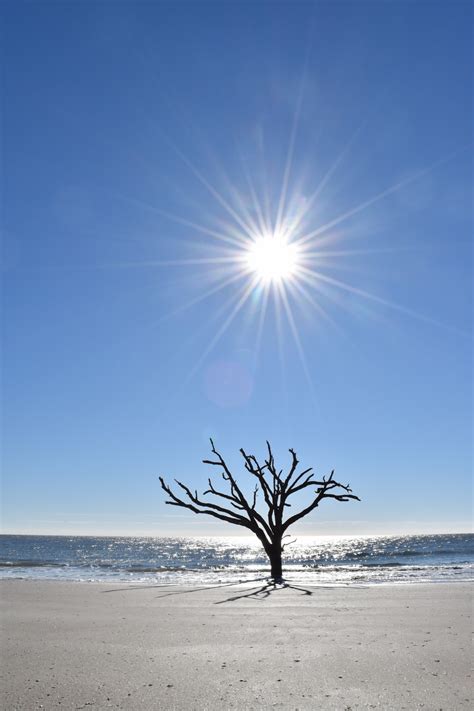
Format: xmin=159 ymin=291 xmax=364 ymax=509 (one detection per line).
xmin=1 ymin=529 xmax=472 ymax=539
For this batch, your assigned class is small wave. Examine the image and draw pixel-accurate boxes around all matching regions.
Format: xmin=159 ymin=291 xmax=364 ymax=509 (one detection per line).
xmin=124 ymin=566 xmax=207 ymax=574
xmin=0 ymin=561 xmax=66 ymax=568
xmin=364 ymin=562 xmax=402 ymax=568
xmin=389 ymin=549 xmax=471 ymax=557
xmin=338 ymin=549 xmax=471 ymax=560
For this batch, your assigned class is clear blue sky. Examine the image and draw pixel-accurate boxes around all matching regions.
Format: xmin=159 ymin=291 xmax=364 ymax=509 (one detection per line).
xmin=2 ymin=1 xmax=472 ymax=537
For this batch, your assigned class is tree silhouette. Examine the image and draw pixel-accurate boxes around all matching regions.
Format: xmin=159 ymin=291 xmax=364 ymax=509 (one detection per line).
xmin=159 ymin=440 xmax=360 ymax=581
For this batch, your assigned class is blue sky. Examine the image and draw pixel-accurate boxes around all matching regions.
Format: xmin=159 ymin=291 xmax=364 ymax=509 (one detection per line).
xmin=2 ymin=1 xmax=472 ymax=537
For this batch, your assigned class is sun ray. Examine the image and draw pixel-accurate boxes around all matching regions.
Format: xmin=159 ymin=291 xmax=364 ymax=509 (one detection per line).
xmin=114 ymin=192 xmax=246 ymax=249
xmin=211 ymin=159 xmax=263 ymax=239
xmin=290 ymin=119 xmax=369 ymax=236
xmin=277 ymin=281 xmax=316 ymax=397
xmin=304 ymin=246 xmax=413 ymax=260
xmin=155 ymin=267 xmax=249 ymax=326
xmin=274 ymin=28 xmax=314 ymax=239
xmin=299 ymin=266 xmax=466 ymax=333
xmin=252 ymin=284 xmax=271 ymax=371
xmin=297 ymin=267 xmax=356 ymax=314
xmin=164 ymin=136 xmax=258 ymax=241
xmin=273 ymin=284 xmax=289 ymax=404
xmin=274 ymin=66 xmax=307 ymax=237
xmin=210 ymin=216 xmax=255 ymax=250
xmin=293 ymin=227 xmax=348 ymax=254
xmin=240 ymin=155 xmax=272 ymax=237
xmin=146 ymin=95 xmax=265 ymax=242
xmin=257 ymin=130 xmax=274 ymax=238
xmin=96 ymin=256 xmax=246 ymax=270
xmin=296 ymin=147 xmax=468 ymax=248
xmin=289 ymin=275 xmax=347 ymax=337
xmin=183 ymin=276 xmax=261 ymax=384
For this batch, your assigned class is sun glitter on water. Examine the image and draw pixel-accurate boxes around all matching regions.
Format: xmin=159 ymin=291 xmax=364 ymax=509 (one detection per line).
xmin=245 ymin=230 xmax=299 ymax=284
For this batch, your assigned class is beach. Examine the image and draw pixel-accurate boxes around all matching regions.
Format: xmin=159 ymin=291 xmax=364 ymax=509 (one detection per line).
xmin=1 ymin=580 xmax=472 ymax=710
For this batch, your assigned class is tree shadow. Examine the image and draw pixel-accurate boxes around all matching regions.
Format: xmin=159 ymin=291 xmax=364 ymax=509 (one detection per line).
xmin=152 ymin=578 xmax=276 ymax=599
xmin=214 ymin=578 xmax=314 ymax=603
xmin=101 ymin=577 xmax=366 ymax=600
xmin=101 ymin=576 xmax=270 ymax=596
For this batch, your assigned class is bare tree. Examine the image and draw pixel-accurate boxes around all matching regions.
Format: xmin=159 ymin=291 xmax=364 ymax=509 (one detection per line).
xmin=159 ymin=440 xmax=360 ymax=581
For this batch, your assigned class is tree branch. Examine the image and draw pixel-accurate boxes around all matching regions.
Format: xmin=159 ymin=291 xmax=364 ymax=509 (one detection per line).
xmin=159 ymin=477 xmax=252 ymax=529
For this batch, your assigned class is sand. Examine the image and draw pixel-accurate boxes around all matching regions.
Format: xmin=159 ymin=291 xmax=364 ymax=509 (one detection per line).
xmin=1 ymin=579 xmax=472 ymax=710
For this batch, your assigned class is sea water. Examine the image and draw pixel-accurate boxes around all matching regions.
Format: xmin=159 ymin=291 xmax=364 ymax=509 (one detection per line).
xmin=1 ymin=533 xmax=472 ymax=586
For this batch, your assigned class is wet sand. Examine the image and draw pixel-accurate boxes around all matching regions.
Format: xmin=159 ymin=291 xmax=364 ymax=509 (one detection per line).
xmin=1 ymin=579 xmax=472 ymax=710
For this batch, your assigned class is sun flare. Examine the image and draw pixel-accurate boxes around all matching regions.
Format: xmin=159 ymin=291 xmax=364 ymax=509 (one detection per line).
xmin=142 ymin=88 xmax=447 ymax=392
xmin=246 ymin=232 xmax=299 ymax=284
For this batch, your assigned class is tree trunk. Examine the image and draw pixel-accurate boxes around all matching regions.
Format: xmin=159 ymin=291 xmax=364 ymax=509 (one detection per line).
xmin=268 ymin=541 xmax=283 ymax=581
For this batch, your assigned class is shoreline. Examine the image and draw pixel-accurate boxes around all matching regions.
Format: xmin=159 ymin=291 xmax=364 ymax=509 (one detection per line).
xmin=1 ymin=580 xmax=472 ymax=710
xmin=1 ymin=574 xmax=473 ymax=586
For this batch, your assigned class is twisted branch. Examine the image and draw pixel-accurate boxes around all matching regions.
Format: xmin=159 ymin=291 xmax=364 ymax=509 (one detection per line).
xmin=159 ymin=440 xmax=360 ymax=548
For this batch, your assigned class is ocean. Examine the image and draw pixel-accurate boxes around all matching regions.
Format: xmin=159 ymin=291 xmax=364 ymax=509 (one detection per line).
xmin=0 ymin=533 xmax=472 ymax=586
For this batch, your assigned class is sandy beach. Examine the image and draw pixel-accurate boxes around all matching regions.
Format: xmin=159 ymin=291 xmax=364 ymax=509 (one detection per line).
xmin=1 ymin=580 xmax=472 ymax=710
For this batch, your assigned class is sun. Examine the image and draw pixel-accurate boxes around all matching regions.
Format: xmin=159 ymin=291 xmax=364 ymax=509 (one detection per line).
xmin=245 ymin=231 xmax=299 ymax=284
